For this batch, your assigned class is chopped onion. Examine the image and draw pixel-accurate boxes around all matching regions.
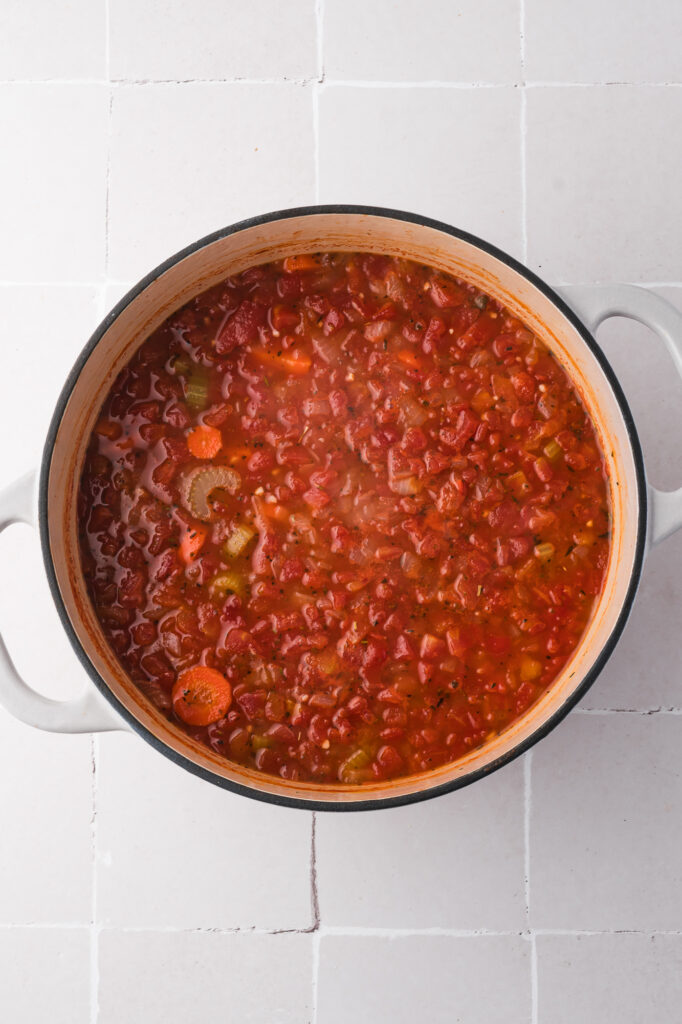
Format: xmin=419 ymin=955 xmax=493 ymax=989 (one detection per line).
xmin=400 ymin=550 xmax=422 ymax=579
xmin=312 ymin=333 xmax=341 ymax=364
xmin=181 ymin=465 xmax=241 ymax=521
xmin=398 ymin=394 xmax=429 ymax=427
xmin=302 ymin=396 xmax=331 ymax=417
xmin=390 ymin=474 xmax=422 ymax=496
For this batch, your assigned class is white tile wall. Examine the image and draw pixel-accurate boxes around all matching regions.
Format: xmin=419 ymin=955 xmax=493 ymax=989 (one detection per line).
xmin=1 ymin=1 xmax=682 ymax=1021
xmin=316 ymin=760 xmax=525 ymax=930
xmin=96 ymin=733 xmax=313 ymax=930
xmin=525 ymin=86 xmax=682 ymax=283
xmin=0 ymin=0 xmax=105 ymax=81
xmin=317 ymin=935 xmax=531 ymax=1024
xmin=0 ymin=85 xmax=108 ymax=281
xmin=109 ymin=0 xmax=317 ymax=82
xmin=0 ymin=712 xmax=92 ymax=925
xmin=108 ymin=83 xmax=315 ymax=280
xmin=524 ymin=0 xmax=682 ymax=84
xmin=537 ymin=933 xmax=682 ymax=1023
xmin=98 ymin=930 xmax=313 ymax=1023
xmin=530 ymin=714 xmax=682 ymax=931
xmin=323 ymin=0 xmax=521 ymax=84
xmin=0 ymin=927 xmax=90 ymax=1024
xmin=318 ymin=86 xmax=523 ymax=257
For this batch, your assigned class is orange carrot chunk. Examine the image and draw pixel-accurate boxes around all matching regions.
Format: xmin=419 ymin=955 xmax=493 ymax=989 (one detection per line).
xmin=187 ymin=424 xmax=223 ymax=459
xmin=251 ymin=345 xmax=312 ymax=376
xmin=396 ymin=349 xmax=423 ymax=371
xmin=283 ymin=254 xmax=320 ymax=273
xmin=172 ymin=665 xmax=232 ymax=726
xmin=180 ymin=524 xmax=208 ymax=563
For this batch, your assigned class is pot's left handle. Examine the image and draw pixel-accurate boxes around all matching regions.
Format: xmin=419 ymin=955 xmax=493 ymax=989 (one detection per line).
xmin=561 ymin=284 xmax=682 ymax=548
xmin=0 ymin=472 xmax=124 ymax=732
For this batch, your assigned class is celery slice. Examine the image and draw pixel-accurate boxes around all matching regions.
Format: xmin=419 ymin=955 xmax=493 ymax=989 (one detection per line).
xmin=210 ymin=570 xmax=244 ymax=597
xmin=184 ymin=366 xmax=209 ymax=410
xmin=534 ymin=542 xmax=555 ymax=563
xmin=224 ymin=523 xmax=256 ymax=558
xmin=543 ymin=439 xmax=562 ymax=461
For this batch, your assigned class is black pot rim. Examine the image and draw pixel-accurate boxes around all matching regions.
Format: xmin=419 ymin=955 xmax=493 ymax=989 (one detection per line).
xmin=38 ymin=204 xmax=648 ymax=812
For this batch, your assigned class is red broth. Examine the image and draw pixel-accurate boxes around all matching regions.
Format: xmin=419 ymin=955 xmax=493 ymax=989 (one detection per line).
xmin=78 ymin=253 xmax=609 ymax=784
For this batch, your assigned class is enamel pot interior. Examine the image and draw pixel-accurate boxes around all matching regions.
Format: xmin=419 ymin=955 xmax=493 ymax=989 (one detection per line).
xmin=42 ymin=209 xmax=645 ymax=809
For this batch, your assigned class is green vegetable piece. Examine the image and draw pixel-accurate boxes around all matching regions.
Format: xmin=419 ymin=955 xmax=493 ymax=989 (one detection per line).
xmin=184 ymin=366 xmax=209 ymax=410
xmin=224 ymin=523 xmax=256 ymax=559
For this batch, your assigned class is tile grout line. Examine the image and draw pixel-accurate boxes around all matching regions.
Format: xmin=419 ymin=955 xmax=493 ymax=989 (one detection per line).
xmin=313 ymin=0 xmax=324 ymax=207
xmin=89 ymin=736 xmax=100 ymax=1024
xmin=4 ymin=77 xmax=682 ymax=88
xmin=524 ymin=752 xmax=536 ymax=1024
xmin=520 ymin=89 xmax=527 ymax=264
xmin=574 ymin=707 xmax=682 ymax=715
xmin=311 ymin=930 xmax=321 ymax=1024
xmin=523 ymin=753 xmax=532 ymax=925
xmin=91 ymin=10 xmax=110 ymax=1022
xmin=104 ymin=0 xmax=112 ymax=279
xmin=4 ymin=77 xmax=682 ymax=91
xmin=4 ymin=922 xmax=682 ymax=937
xmin=520 ymin=0 xmax=528 ymax=266
xmin=311 ymin=6 xmax=323 ymax=1014
xmin=520 ymin=7 xmax=537 ymax=1019
xmin=531 ymin=932 xmax=539 ymax=1022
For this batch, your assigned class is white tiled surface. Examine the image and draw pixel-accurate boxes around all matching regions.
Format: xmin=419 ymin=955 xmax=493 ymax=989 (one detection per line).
xmin=98 ymin=930 xmax=313 ymax=1023
xmin=317 ymin=935 xmax=531 ymax=1024
xmin=316 ymin=760 xmax=525 ymax=930
xmin=319 ymin=86 xmax=523 ymax=255
xmin=96 ymin=733 xmax=312 ymax=930
xmin=0 ymin=928 xmax=90 ymax=1024
xmin=1 ymin=2 xmax=682 ymax=1022
xmin=536 ymin=934 xmax=682 ymax=1023
xmin=108 ymin=83 xmax=315 ymax=280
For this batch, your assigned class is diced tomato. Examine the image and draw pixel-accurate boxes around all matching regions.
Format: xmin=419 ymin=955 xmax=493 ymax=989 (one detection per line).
xmin=79 ymin=250 xmax=609 ymax=789
xmin=215 ymin=300 xmax=266 ymax=354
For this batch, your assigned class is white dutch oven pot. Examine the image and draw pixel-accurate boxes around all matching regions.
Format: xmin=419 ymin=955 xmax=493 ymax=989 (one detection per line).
xmin=1 ymin=207 xmax=681 ymax=811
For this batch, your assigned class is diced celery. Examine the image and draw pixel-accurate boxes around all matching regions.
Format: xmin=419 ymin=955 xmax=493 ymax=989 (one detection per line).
xmin=543 ymin=439 xmax=562 ymax=461
xmin=184 ymin=366 xmax=209 ymax=410
xmin=209 ymin=570 xmax=244 ymax=597
xmin=224 ymin=523 xmax=256 ymax=558
xmin=170 ymin=354 xmax=192 ymax=376
xmin=339 ymin=747 xmax=371 ymax=783
xmin=534 ymin=542 xmax=555 ymax=563
xmin=250 ymin=734 xmax=271 ymax=751
xmin=506 ymin=470 xmax=531 ymax=497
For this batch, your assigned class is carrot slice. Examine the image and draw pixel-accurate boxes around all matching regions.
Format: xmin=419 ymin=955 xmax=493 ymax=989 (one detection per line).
xmin=172 ymin=666 xmax=232 ymax=726
xmin=396 ymin=348 xmax=423 ymax=370
xmin=180 ymin=524 xmax=208 ymax=563
xmin=251 ymin=345 xmax=312 ymax=376
xmin=283 ymin=254 xmax=320 ymax=273
xmin=187 ymin=424 xmax=223 ymax=459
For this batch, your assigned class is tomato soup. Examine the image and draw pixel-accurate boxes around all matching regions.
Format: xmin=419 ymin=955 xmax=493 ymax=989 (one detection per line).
xmin=78 ymin=253 xmax=610 ymax=784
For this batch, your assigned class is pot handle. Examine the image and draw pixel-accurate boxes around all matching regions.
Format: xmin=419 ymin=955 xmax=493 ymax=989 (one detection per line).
xmin=0 ymin=472 xmax=123 ymax=732
xmin=561 ymin=284 xmax=682 ymax=547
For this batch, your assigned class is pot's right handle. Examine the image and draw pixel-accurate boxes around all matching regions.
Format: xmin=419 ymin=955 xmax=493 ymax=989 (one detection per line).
xmin=0 ymin=471 xmax=123 ymax=732
xmin=561 ymin=284 xmax=682 ymax=548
